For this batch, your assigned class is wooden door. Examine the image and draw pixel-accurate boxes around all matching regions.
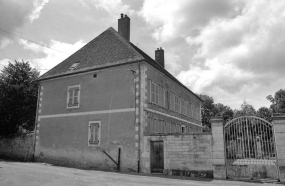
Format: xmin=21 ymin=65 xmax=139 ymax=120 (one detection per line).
xmin=150 ymin=141 xmax=164 ymax=173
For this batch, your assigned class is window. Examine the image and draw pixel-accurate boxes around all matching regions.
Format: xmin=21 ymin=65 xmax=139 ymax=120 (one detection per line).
xmin=164 ymin=89 xmax=168 ymax=108
xmin=181 ymin=99 xmax=186 ymax=115
xmin=169 ymin=92 xmax=175 ymax=111
xmin=88 ymin=121 xmax=101 ymax=146
xmin=158 ymin=85 xmax=164 ymax=107
xmin=69 ymin=62 xmax=80 ymax=70
xmin=174 ymin=95 xmax=181 ymax=113
xmin=185 ymin=101 xmax=189 ymax=116
xmin=67 ymin=85 xmax=80 ymax=108
xmin=187 ymin=102 xmax=191 ymax=117
xmin=191 ymin=104 xmax=194 ymax=118
xmin=181 ymin=125 xmax=186 ymax=134
xmin=151 ymin=82 xmax=159 ymax=104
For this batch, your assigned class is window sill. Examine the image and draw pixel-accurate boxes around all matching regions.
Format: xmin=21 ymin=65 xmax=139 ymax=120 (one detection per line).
xmin=88 ymin=143 xmax=100 ymax=147
xmin=67 ymin=105 xmax=80 ymax=109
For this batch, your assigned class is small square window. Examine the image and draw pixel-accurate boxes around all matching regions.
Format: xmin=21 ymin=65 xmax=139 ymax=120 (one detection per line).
xmin=67 ymin=85 xmax=80 ymax=108
xmin=88 ymin=121 xmax=101 ymax=146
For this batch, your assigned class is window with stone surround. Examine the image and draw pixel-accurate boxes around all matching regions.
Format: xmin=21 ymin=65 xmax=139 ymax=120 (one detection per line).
xmin=88 ymin=121 xmax=101 ymax=146
xmin=67 ymin=85 xmax=80 ymax=108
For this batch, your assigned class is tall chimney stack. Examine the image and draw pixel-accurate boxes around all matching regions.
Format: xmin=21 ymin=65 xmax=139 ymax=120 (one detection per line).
xmin=155 ymin=47 xmax=165 ymax=68
xmin=118 ymin=13 xmax=130 ymax=41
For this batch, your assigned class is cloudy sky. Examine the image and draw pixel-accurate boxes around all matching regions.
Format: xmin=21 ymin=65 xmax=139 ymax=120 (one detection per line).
xmin=0 ymin=0 xmax=285 ymax=110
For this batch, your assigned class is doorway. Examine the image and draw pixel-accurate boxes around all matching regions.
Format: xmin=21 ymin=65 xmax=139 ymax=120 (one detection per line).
xmin=150 ymin=141 xmax=164 ymax=173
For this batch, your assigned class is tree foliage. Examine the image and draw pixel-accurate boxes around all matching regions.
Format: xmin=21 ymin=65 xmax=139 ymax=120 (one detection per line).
xmin=199 ymin=94 xmax=233 ymax=131
xmin=199 ymin=95 xmax=215 ymax=131
xmin=233 ymin=100 xmax=256 ymax=118
xmin=266 ymin=89 xmax=285 ymax=114
xmin=256 ymin=107 xmax=272 ymax=122
xmin=213 ymin=103 xmax=233 ymax=122
xmin=0 ymin=60 xmax=39 ymax=137
xmin=199 ymin=89 xmax=285 ymax=132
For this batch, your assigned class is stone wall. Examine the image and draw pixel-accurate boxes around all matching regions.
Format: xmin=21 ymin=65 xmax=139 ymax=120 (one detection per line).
xmin=142 ymin=132 xmax=213 ymax=178
xmin=0 ymin=133 xmax=34 ymax=161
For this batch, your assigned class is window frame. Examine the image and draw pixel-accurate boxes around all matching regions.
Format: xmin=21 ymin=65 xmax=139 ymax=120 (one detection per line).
xmin=181 ymin=99 xmax=186 ymax=115
xmin=67 ymin=85 xmax=81 ymax=109
xmin=88 ymin=121 xmax=101 ymax=146
xmin=151 ymin=81 xmax=159 ymax=105
xmin=174 ymin=95 xmax=181 ymax=113
xmin=164 ymin=89 xmax=168 ymax=109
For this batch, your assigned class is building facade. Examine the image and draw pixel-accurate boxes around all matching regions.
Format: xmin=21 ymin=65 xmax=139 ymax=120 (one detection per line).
xmin=34 ymin=14 xmax=203 ymax=173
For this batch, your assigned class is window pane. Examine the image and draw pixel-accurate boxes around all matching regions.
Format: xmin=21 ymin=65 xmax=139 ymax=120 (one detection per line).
xmin=90 ymin=123 xmax=99 ymax=144
xmin=68 ymin=90 xmax=73 ymax=106
xmin=74 ymin=96 xmax=79 ymax=105
xmin=90 ymin=124 xmax=95 ymax=143
xmin=93 ymin=126 xmax=96 ymax=142
xmin=74 ymin=89 xmax=79 ymax=97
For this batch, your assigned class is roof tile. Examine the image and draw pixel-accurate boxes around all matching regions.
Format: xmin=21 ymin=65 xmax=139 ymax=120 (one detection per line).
xmin=38 ymin=27 xmax=144 ymax=80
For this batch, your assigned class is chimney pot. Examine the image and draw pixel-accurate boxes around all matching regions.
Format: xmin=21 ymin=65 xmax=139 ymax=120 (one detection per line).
xmin=118 ymin=14 xmax=130 ymax=41
xmin=155 ymin=47 xmax=165 ymax=68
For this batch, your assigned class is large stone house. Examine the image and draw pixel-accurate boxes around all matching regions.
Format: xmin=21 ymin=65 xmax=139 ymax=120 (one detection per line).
xmin=35 ymin=14 xmax=203 ymax=173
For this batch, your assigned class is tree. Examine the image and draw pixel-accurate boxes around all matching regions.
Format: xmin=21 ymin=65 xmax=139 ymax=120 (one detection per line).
xmin=213 ymin=103 xmax=233 ymax=123
xmin=0 ymin=60 xmax=39 ymax=137
xmin=199 ymin=94 xmax=215 ymax=131
xmin=199 ymin=94 xmax=234 ymax=131
xmin=266 ymin=89 xmax=285 ymax=114
xmin=256 ymin=107 xmax=272 ymax=122
xmin=233 ymin=100 xmax=256 ymax=118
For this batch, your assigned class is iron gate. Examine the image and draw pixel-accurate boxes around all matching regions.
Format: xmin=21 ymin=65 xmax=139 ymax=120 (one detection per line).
xmin=224 ymin=116 xmax=279 ymax=180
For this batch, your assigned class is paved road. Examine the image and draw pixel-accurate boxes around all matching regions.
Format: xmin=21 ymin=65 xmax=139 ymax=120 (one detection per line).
xmin=0 ymin=160 xmax=281 ymax=186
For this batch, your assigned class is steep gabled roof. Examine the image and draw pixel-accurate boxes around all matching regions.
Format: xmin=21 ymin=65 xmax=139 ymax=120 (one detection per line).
xmin=38 ymin=27 xmax=144 ymax=80
xmin=37 ymin=27 xmax=203 ymax=101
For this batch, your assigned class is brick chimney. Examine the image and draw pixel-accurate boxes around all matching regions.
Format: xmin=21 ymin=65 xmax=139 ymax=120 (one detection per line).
xmin=118 ymin=13 xmax=130 ymax=41
xmin=155 ymin=47 xmax=164 ymax=68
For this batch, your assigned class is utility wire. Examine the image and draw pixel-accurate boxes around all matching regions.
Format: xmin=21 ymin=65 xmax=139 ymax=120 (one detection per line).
xmin=0 ymin=28 xmax=70 ymax=55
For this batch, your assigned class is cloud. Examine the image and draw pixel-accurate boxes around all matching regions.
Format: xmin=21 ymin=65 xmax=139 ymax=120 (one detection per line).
xmin=29 ymin=0 xmax=49 ymax=22
xmin=79 ymin=0 xmax=135 ymax=17
xmin=19 ymin=39 xmax=86 ymax=74
xmin=0 ymin=38 xmax=13 ymax=49
xmin=0 ymin=0 xmax=48 ymax=46
xmin=181 ymin=0 xmax=285 ymax=88
xmin=139 ymin=0 xmax=285 ymax=109
xmin=139 ymin=0 xmax=245 ymax=42
xmin=0 ymin=59 xmax=10 ymax=71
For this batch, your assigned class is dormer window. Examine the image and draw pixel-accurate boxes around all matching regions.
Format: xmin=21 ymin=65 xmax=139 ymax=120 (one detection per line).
xmin=69 ymin=62 xmax=80 ymax=70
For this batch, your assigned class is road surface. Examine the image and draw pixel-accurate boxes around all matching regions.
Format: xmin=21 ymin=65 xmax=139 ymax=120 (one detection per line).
xmin=0 ymin=160 xmax=281 ymax=186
